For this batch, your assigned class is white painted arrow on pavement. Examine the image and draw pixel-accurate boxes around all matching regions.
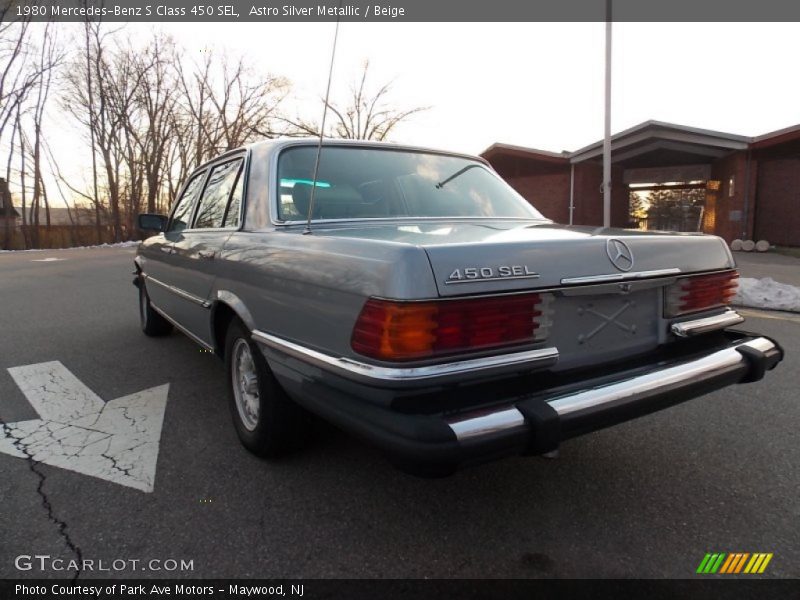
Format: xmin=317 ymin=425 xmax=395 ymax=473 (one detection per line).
xmin=0 ymin=361 xmax=169 ymax=493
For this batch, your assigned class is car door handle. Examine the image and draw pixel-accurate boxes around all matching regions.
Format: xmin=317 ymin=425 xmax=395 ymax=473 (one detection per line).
xmin=197 ymin=250 xmax=216 ymax=260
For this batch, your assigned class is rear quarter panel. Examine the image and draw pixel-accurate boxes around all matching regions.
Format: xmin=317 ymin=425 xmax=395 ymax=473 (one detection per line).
xmin=214 ymin=230 xmax=437 ymax=359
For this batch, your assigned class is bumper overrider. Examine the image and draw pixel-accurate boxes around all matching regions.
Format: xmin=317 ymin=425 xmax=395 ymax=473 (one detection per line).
xmin=253 ymin=327 xmax=783 ymax=476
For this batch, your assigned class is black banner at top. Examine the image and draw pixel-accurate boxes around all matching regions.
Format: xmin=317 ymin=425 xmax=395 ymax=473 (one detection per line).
xmin=4 ymin=0 xmax=800 ymax=22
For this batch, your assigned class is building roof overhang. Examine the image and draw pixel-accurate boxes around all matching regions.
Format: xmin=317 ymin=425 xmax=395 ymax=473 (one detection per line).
xmin=480 ymin=120 xmax=777 ymax=168
xmin=567 ymin=120 xmax=750 ymax=164
xmin=481 ymin=142 xmax=569 ymax=165
xmin=750 ymin=123 xmax=800 ymax=150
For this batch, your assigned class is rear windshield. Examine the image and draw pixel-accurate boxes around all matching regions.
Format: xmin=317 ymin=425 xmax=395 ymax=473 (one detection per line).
xmin=276 ymin=146 xmax=545 ymax=222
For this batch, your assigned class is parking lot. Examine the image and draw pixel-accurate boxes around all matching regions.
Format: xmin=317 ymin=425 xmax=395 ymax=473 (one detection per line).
xmin=1 ymin=246 xmax=798 ymax=579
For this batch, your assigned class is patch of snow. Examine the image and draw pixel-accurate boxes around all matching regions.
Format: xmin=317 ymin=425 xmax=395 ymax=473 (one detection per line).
xmin=734 ymin=277 xmax=800 ymax=313
xmin=69 ymin=241 xmax=140 ymax=250
xmin=0 ymin=240 xmax=140 ymax=253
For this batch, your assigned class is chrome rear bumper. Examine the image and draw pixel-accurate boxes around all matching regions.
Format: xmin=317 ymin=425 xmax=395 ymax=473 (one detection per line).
xmin=447 ymin=336 xmax=781 ymax=442
xmin=267 ymin=330 xmax=782 ymax=476
xmin=671 ymin=309 xmax=745 ymax=337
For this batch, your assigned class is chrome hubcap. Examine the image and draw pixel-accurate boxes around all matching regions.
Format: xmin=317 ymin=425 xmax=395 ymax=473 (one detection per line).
xmin=232 ymin=338 xmax=260 ymax=431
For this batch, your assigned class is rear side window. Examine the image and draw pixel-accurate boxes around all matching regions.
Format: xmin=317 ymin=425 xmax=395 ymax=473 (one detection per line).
xmin=194 ymin=158 xmax=244 ymax=229
xmin=222 ymin=167 xmax=245 ymax=228
xmin=168 ymin=171 xmax=206 ymax=233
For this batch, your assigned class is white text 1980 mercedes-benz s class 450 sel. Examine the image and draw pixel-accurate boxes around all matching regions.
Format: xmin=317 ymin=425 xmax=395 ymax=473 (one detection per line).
xmin=134 ymin=139 xmax=783 ymax=476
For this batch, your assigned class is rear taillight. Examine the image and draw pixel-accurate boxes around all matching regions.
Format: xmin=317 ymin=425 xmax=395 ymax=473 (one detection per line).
xmin=665 ymin=270 xmax=739 ymax=317
xmin=351 ymin=293 xmax=551 ymax=361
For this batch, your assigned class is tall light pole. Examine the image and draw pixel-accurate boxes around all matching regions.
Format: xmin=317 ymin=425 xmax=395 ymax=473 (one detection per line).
xmin=603 ymin=0 xmax=612 ymax=228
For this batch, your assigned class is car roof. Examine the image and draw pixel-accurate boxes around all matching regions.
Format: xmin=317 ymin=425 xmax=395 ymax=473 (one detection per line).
xmin=193 ymin=138 xmax=490 ymax=173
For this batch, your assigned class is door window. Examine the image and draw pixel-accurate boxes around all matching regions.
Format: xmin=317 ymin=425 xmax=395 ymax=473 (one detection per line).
xmin=168 ymin=171 xmax=206 ymax=233
xmin=194 ymin=158 xmax=244 ymax=229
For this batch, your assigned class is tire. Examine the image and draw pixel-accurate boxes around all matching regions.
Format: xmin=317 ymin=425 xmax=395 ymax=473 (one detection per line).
xmin=225 ymin=320 xmax=307 ymax=457
xmin=138 ymin=280 xmax=173 ymax=337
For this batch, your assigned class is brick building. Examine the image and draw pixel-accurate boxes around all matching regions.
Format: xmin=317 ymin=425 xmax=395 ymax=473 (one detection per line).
xmin=481 ymin=121 xmax=800 ymax=246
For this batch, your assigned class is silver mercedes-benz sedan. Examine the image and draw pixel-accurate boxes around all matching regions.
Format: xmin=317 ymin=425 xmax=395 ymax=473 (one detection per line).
xmin=134 ymin=139 xmax=783 ymax=476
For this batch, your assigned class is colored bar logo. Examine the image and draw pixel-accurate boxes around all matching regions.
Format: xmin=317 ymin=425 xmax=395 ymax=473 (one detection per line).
xmin=696 ymin=552 xmax=773 ymax=574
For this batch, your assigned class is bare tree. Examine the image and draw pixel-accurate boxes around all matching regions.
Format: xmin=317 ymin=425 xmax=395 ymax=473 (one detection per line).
xmin=0 ymin=20 xmax=37 ymax=145
xmin=60 ymin=32 xmax=290 ymax=240
xmin=132 ymin=34 xmax=180 ymax=215
xmin=2 ymin=107 xmax=21 ymax=250
xmin=61 ymin=22 xmax=110 ymax=243
xmin=42 ymin=136 xmax=79 ymax=246
xmin=4 ymin=23 xmax=434 ymax=250
xmin=26 ymin=24 xmax=63 ymax=247
xmin=176 ymin=50 xmax=289 ymax=167
xmin=83 ymin=21 xmax=102 ymax=244
xmin=283 ymin=60 xmax=429 ymax=141
xmin=63 ymin=23 xmax=143 ymax=242
xmin=163 ymin=105 xmax=195 ymax=208
xmin=0 ymin=19 xmax=37 ymax=249
xmin=17 ymin=113 xmax=28 ymax=247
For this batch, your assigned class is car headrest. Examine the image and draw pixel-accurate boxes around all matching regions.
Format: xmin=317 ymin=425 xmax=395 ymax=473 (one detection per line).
xmin=291 ymin=184 xmax=312 ymax=218
xmin=290 ymin=183 xmax=363 ymax=219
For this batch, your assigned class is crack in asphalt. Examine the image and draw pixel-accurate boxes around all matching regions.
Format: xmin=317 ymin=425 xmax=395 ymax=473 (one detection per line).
xmin=100 ymin=449 xmax=135 ymax=478
xmin=120 ymin=404 xmax=147 ymax=435
xmin=0 ymin=414 xmax=84 ymax=581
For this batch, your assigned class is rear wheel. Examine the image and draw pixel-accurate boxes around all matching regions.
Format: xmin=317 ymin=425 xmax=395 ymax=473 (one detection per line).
xmin=138 ymin=280 xmax=173 ymax=336
xmin=225 ymin=320 xmax=307 ymax=456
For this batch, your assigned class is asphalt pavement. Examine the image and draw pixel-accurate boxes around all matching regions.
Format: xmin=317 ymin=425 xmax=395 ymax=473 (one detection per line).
xmin=1 ymin=246 xmax=798 ymax=579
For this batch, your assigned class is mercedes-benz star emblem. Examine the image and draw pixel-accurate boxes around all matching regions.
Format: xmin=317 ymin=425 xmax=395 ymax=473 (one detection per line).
xmin=606 ymin=238 xmax=634 ymax=272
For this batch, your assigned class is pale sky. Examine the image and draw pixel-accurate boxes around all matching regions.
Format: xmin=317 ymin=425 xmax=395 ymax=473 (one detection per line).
xmin=23 ymin=22 xmax=800 ymax=204
xmin=159 ymin=21 xmax=800 ymax=153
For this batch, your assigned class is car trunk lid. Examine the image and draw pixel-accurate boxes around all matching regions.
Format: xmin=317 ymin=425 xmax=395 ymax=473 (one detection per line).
xmin=418 ymin=224 xmax=733 ymax=297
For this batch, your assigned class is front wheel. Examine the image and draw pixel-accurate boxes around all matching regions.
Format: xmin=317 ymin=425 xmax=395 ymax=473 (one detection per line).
xmin=225 ymin=320 xmax=307 ymax=457
xmin=138 ymin=280 xmax=173 ymax=337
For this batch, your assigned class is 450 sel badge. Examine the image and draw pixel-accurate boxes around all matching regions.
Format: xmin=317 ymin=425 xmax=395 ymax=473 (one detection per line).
xmin=446 ymin=265 xmax=540 ymax=285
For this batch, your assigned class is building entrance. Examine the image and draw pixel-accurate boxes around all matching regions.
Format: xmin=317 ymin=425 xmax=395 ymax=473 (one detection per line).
xmin=629 ymin=182 xmax=711 ymax=233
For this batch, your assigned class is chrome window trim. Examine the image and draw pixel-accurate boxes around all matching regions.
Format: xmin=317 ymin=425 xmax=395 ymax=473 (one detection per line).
xmin=251 ymin=329 xmax=559 ymax=388
xmin=236 ymin=147 xmax=251 ymax=232
xmin=446 ymin=336 xmax=777 ymax=441
xmin=671 ymin=309 xmax=744 ymax=337
xmin=185 ymin=152 xmax=247 ymax=232
xmin=161 ymin=149 xmax=249 ymax=235
xmin=273 ymin=215 xmax=549 ymax=227
xmin=560 ymin=268 xmax=682 ymax=285
xmin=144 ymin=274 xmax=211 ymax=309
